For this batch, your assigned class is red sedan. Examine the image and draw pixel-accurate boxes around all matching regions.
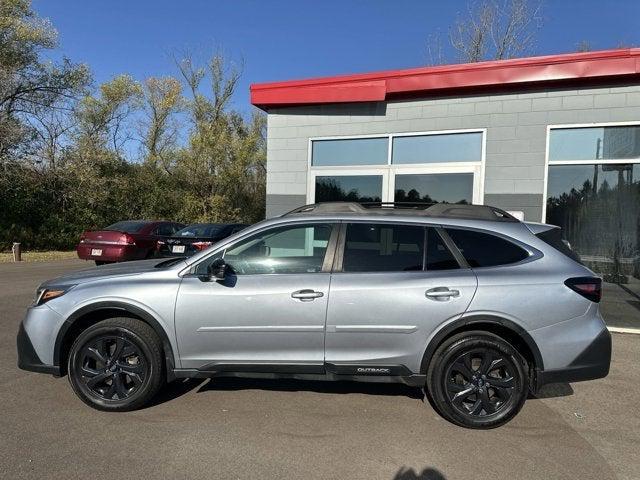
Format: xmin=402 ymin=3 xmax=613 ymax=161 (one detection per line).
xmin=77 ymin=220 xmax=185 ymax=265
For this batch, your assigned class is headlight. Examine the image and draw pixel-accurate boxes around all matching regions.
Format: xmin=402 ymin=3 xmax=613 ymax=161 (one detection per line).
xmin=34 ymin=285 xmax=75 ymax=306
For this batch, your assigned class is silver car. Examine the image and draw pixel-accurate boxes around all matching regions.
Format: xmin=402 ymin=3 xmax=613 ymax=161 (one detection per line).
xmin=17 ymin=203 xmax=611 ymax=428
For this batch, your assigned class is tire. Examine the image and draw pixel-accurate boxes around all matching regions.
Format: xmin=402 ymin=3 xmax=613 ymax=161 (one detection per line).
xmin=426 ymin=331 xmax=528 ymax=429
xmin=67 ymin=317 xmax=164 ymax=411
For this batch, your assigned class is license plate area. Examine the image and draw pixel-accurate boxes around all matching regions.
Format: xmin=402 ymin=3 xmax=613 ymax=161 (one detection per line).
xmin=91 ymin=249 xmax=102 ymax=256
xmin=172 ymin=245 xmax=186 ymax=253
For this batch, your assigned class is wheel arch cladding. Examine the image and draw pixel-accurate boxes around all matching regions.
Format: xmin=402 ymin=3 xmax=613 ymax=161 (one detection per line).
xmin=420 ymin=315 xmax=543 ymax=375
xmin=54 ymin=302 xmax=176 ymax=380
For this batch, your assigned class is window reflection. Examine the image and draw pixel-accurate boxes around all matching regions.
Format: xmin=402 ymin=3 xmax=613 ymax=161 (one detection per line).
xmin=549 ymin=126 xmax=640 ymax=161
xmin=392 ymin=132 xmax=483 ymax=164
xmin=394 ymin=173 xmax=473 ymax=204
xmin=546 ymin=164 xmax=640 ymax=281
xmin=315 ymin=176 xmax=383 ymax=203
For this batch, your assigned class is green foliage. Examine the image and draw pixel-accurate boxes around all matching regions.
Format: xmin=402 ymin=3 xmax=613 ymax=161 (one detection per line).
xmin=0 ymin=1 xmax=266 ymax=251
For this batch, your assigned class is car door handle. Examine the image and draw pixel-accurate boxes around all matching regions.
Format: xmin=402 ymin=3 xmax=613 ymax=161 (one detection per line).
xmin=425 ymin=287 xmax=460 ymax=300
xmin=291 ymin=289 xmax=324 ymax=301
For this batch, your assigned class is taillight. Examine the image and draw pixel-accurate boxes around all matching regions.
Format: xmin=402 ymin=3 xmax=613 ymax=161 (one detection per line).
xmin=118 ymin=233 xmax=135 ymax=245
xmin=79 ymin=231 xmax=87 ymax=243
xmin=156 ymin=240 xmax=165 ymax=251
xmin=564 ymin=277 xmax=602 ymax=303
xmin=192 ymin=241 xmax=212 ymax=251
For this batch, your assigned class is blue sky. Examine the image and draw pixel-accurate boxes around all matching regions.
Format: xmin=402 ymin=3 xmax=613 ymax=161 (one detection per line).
xmin=34 ymin=0 xmax=639 ymax=113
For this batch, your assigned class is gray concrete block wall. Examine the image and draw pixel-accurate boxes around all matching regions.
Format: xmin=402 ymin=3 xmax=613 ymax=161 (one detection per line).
xmin=265 ymin=84 xmax=640 ymax=219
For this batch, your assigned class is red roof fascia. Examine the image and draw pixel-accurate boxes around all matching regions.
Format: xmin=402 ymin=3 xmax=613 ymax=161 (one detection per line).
xmin=251 ymin=49 xmax=640 ymax=109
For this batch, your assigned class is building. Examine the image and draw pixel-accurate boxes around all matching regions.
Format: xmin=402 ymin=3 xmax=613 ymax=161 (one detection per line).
xmin=251 ymin=48 xmax=640 ymax=280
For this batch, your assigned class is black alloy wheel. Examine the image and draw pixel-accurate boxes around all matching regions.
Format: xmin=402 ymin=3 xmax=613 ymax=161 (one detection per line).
xmin=68 ymin=318 xmax=164 ymax=411
xmin=426 ymin=331 xmax=528 ymax=429
xmin=444 ymin=348 xmax=516 ymax=417
xmin=76 ymin=335 xmax=146 ymax=401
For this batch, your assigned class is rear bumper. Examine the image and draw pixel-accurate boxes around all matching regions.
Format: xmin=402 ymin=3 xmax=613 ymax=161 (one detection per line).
xmin=76 ymin=243 xmax=142 ymax=262
xmin=17 ymin=322 xmax=61 ymax=376
xmin=535 ymin=328 xmax=611 ymax=389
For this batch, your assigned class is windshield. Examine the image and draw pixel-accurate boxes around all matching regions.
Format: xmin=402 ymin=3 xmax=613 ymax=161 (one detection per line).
xmin=175 ymin=224 xmax=226 ymax=238
xmin=104 ymin=221 xmax=150 ymax=233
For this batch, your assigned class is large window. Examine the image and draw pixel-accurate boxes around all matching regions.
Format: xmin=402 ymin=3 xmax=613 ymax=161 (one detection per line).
xmin=549 ymin=126 xmax=640 ymax=161
xmin=394 ymin=173 xmax=473 ymax=204
xmin=392 ymin=132 xmax=483 ymax=164
xmin=311 ymin=137 xmax=388 ymax=166
xmin=309 ymin=130 xmax=485 ymax=205
xmin=223 ymin=224 xmax=332 ymax=275
xmin=546 ymin=125 xmax=640 ymax=281
xmin=315 ymin=175 xmax=382 ymax=203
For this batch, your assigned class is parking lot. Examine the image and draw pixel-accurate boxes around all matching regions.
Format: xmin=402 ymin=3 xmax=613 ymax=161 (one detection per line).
xmin=1 ymin=260 xmax=639 ymax=480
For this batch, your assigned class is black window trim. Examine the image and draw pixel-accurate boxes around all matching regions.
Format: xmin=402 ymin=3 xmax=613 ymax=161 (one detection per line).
xmin=442 ymin=225 xmax=541 ymax=269
xmin=332 ymin=220 xmax=466 ymax=274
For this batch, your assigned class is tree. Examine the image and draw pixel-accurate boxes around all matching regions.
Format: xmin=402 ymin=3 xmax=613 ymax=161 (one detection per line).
xmin=0 ymin=0 xmax=89 ymax=163
xmin=429 ymin=0 xmax=543 ymax=64
xmin=139 ymin=76 xmax=184 ymax=171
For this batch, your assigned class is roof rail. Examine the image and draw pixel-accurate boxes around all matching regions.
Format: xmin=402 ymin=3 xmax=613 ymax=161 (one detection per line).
xmin=283 ymin=201 xmax=519 ymax=222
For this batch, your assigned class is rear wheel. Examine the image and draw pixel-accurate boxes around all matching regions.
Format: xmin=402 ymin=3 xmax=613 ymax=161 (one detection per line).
xmin=67 ymin=318 xmax=164 ymax=411
xmin=426 ymin=331 xmax=528 ymax=429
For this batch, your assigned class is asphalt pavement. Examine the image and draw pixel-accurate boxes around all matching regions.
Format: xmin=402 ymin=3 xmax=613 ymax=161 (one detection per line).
xmin=1 ymin=260 xmax=639 ymax=480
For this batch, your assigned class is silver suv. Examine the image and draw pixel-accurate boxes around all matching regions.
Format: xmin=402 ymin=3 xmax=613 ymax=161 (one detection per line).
xmin=17 ymin=203 xmax=611 ymax=428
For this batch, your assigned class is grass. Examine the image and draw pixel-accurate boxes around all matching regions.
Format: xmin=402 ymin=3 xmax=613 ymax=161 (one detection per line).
xmin=0 ymin=250 xmax=77 ymax=263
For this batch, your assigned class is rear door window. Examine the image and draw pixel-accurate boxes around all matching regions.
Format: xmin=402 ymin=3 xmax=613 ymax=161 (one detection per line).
xmin=445 ymin=228 xmax=529 ymax=267
xmin=343 ymin=223 xmax=424 ymax=272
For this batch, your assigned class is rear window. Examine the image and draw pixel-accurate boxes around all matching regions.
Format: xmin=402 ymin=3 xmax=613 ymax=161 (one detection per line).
xmin=535 ymin=227 xmax=582 ymax=264
xmin=175 ymin=224 xmax=226 ymax=238
xmin=105 ymin=221 xmax=149 ymax=233
xmin=445 ymin=228 xmax=529 ymax=267
xmin=343 ymin=223 xmax=424 ymax=272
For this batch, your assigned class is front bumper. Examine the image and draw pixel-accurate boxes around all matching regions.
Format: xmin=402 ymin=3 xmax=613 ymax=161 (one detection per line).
xmin=17 ymin=322 xmax=61 ymax=376
xmin=536 ymin=328 xmax=611 ymax=389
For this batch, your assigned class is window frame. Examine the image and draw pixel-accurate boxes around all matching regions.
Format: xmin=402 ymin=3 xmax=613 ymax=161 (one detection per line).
xmin=543 ymin=121 xmax=640 ymax=222
xmin=332 ymin=220 xmax=465 ymax=274
xmin=307 ymin=129 xmax=486 ymax=205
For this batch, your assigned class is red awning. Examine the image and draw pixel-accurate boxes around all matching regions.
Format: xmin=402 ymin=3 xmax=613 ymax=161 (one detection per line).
xmin=251 ymin=48 xmax=640 ymax=109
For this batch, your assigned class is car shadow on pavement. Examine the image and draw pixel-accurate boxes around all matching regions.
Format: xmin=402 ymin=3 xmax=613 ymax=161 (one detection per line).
xmin=392 ymin=467 xmax=446 ymax=480
xmin=197 ymin=376 xmax=426 ymax=400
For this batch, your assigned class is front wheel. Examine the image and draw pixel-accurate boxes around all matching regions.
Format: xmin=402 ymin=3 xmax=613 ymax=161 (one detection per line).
xmin=426 ymin=332 xmax=528 ymax=429
xmin=67 ymin=318 xmax=164 ymax=411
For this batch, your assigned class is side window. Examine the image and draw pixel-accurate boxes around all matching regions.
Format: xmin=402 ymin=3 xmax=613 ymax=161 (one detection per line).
xmin=223 ymin=224 xmax=332 ymax=275
xmin=154 ymin=223 xmax=175 ymax=236
xmin=445 ymin=228 xmax=529 ymax=267
xmin=426 ymin=228 xmax=459 ymax=271
xmin=343 ymin=223 xmax=424 ymax=272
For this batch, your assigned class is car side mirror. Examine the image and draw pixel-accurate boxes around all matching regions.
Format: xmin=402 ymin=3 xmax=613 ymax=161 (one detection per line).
xmin=207 ymin=258 xmax=227 ymax=281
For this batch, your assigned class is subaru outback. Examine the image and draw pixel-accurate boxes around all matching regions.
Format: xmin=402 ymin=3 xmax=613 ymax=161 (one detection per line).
xmin=17 ymin=202 xmax=611 ymax=428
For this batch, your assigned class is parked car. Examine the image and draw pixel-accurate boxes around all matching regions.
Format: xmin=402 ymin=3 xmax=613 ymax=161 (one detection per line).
xmin=77 ymin=220 xmax=185 ymax=265
xmin=19 ymin=202 xmax=610 ymax=428
xmin=157 ymin=223 xmax=248 ymax=258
